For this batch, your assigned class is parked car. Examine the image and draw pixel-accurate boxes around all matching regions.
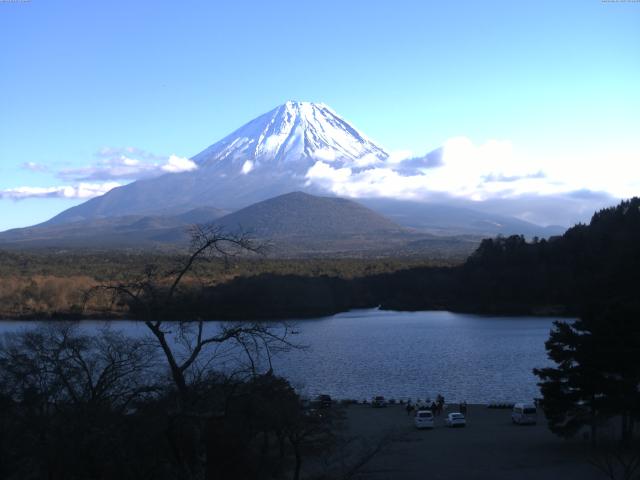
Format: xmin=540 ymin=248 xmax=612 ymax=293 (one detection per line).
xmin=371 ymin=396 xmax=386 ymax=407
xmin=414 ymin=409 xmax=435 ymax=429
xmin=511 ymin=403 xmax=537 ymax=425
xmin=445 ymin=412 xmax=466 ymax=427
xmin=317 ymin=394 xmax=332 ymax=408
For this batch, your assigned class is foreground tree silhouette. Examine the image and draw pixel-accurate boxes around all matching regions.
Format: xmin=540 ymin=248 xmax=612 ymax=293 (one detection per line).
xmin=0 ymin=324 xmax=157 ymax=479
xmin=88 ymin=225 xmax=296 ymax=402
xmin=534 ymin=304 xmax=640 ymax=444
xmin=86 ymin=225 xmax=300 ymax=479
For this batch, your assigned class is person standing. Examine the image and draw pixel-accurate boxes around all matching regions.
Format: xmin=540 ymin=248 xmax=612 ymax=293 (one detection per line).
xmin=406 ymin=401 xmax=414 ymax=416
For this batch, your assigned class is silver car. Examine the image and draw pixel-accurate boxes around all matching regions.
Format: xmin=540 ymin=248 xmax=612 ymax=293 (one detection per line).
xmin=445 ymin=412 xmax=466 ymax=427
xmin=414 ymin=409 xmax=435 ymax=429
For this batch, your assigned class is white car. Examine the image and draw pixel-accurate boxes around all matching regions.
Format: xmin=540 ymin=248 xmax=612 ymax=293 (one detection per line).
xmin=414 ymin=410 xmax=435 ymax=429
xmin=445 ymin=412 xmax=466 ymax=427
xmin=512 ymin=403 xmax=537 ymax=425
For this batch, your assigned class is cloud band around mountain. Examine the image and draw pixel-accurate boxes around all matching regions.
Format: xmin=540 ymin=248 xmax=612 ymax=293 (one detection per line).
xmin=305 ymin=136 xmax=639 ymax=203
xmin=0 ymin=182 xmax=122 ymax=200
xmin=58 ymin=150 xmax=197 ymax=181
xmin=5 ymin=148 xmax=198 ymax=200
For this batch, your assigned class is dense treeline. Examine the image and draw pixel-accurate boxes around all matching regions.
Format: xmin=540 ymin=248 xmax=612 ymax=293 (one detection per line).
xmin=0 ymin=250 xmax=456 ymax=280
xmin=2 ymin=198 xmax=639 ymax=320
xmin=0 ymin=254 xmax=454 ymax=319
xmin=456 ymin=197 xmax=640 ymax=313
xmin=153 ymin=198 xmax=640 ymax=319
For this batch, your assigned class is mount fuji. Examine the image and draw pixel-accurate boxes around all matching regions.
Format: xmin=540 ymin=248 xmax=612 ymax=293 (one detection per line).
xmin=45 ymin=101 xmax=391 ymax=225
xmin=1 ymin=101 xmax=564 ymax=250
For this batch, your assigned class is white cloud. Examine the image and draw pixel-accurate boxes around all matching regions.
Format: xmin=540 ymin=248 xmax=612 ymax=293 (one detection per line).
xmin=241 ymin=160 xmax=254 ymax=174
xmin=58 ymin=148 xmax=198 ymax=181
xmin=306 ymin=161 xmax=431 ymax=199
xmin=21 ymin=162 xmax=49 ymax=173
xmin=6 ymin=147 xmax=198 ymax=203
xmin=352 ymin=153 xmax=383 ymax=168
xmin=0 ymin=182 xmax=121 ymax=200
xmin=305 ymin=161 xmax=352 ymax=185
xmin=59 ymin=155 xmax=157 ymax=181
xmin=386 ymin=150 xmax=414 ymax=164
xmin=304 ymin=136 xmax=640 ymax=203
xmin=313 ymin=148 xmax=337 ymax=162
xmin=160 ymin=154 xmax=198 ymax=173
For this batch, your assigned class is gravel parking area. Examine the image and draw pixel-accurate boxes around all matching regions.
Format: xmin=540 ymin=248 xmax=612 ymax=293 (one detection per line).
xmin=343 ymin=404 xmax=603 ymax=480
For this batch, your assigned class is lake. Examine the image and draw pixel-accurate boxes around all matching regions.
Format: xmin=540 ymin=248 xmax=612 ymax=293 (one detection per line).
xmin=0 ymin=309 xmax=561 ymax=403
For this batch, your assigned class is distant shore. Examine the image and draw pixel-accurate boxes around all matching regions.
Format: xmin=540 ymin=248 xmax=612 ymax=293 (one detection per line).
xmin=0 ymin=302 xmax=575 ymax=322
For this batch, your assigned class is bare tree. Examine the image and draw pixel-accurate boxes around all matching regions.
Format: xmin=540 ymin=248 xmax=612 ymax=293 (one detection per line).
xmin=86 ymin=224 xmax=295 ymax=405
xmin=590 ymin=446 xmax=640 ymax=480
xmin=81 ymin=225 xmax=307 ymax=479
xmin=0 ymin=322 xmax=156 ymax=411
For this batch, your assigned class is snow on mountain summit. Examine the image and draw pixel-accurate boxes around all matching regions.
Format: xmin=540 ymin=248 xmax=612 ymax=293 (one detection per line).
xmin=192 ymin=101 xmax=389 ymax=175
xmin=39 ymin=102 xmax=393 ymax=223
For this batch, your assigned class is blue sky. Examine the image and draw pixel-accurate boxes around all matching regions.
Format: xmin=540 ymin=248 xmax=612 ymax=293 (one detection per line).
xmin=1 ymin=0 xmax=639 ymax=230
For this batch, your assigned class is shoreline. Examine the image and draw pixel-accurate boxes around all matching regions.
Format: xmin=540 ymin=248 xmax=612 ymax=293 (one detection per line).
xmin=0 ymin=305 xmax=576 ymax=322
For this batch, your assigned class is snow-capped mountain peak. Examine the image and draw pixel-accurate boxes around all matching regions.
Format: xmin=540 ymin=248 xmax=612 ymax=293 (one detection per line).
xmin=40 ymin=101 xmax=393 ymax=222
xmin=193 ymin=101 xmax=389 ymax=174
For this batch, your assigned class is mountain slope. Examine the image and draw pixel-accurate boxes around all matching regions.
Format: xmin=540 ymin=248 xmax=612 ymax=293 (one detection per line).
xmin=0 ymin=192 xmax=404 ymax=249
xmin=214 ymin=192 xmax=402 ymax=238
xmin=45 ymin=101 xmax=388 ymax=225
xmin=0 ymin=192 xmax=483 ymax=259
xmin=359 ymin=198 xmax=566 ymax=237
xmin=22 ymin=100 xmax=559 ymax=241
xmin=0 ymin=207 xmax=227 ymax=248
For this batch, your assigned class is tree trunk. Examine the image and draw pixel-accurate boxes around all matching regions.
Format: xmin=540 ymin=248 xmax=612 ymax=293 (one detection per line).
xmin=145 ymin=321 xmax=189 ymax=403
xmin=290 ymin=436 xmax=302 ymax=480
xmin=621 ymin=413 xmax=632 ymax=445
xmin=590 ymin=403 xmax=598 ymax=446
xmin=261 ymin=430 xmax=270 ymax=455
xmin=278 ymin=431 xmax=285 ymax=464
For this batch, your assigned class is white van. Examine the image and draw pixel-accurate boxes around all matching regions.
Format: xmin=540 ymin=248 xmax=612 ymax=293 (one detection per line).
xmin=512 ymin=403 xmax=537 ymax=425
xmin=414 ymin=409 xmax=435 ymax=429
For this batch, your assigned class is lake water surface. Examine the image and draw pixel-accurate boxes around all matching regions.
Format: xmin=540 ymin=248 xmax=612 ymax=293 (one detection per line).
xmin=0 ymin=309 xmax=561 ymax=403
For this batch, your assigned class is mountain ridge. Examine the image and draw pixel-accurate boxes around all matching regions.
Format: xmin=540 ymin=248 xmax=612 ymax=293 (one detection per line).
xmin=214 ymin=191 xmax=403 ymax=238
xmin=43 ymin=101 xmax=390 ymax=225
xmin=13 ymin=101 xmax=564 ymax=242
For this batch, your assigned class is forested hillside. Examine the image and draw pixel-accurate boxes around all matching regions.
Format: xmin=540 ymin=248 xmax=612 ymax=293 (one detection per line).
xmin=189 ymin=198 xmax=640 ymax=318
xmin=1 ymin=199 xmax=638 ymax=320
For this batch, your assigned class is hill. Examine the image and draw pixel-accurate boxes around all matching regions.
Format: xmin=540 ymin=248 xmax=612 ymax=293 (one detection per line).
xmin=0 ymin=192 xmax=480 ymax=258
xmin=214 ymin=192 xmax=402 ymax=238
xmin=0 ymin=207 xmax=226 ymax=249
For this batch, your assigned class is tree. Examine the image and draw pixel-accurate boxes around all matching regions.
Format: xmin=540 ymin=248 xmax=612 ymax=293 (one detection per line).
xmin=86 ymin=224 xmax=298 ymax=479
xmin=590 ymin=446 xmax=640 ymax=480
xmin=0 ymin=323 xmax=157 ymax=479
xmin=87 ymin=224 xmax=295 ymax=402
xmin=534 ymin=304 xmax=640 ymax=444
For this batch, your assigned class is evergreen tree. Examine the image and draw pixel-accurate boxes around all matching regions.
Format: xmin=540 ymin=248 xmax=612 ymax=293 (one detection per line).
xmin=534 ymin=304 xmax=640 ymax=443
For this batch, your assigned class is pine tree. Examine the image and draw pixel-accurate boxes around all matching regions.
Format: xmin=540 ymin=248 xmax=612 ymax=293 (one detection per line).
xmin=534 ymin=304 xmax=640 ymax=443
